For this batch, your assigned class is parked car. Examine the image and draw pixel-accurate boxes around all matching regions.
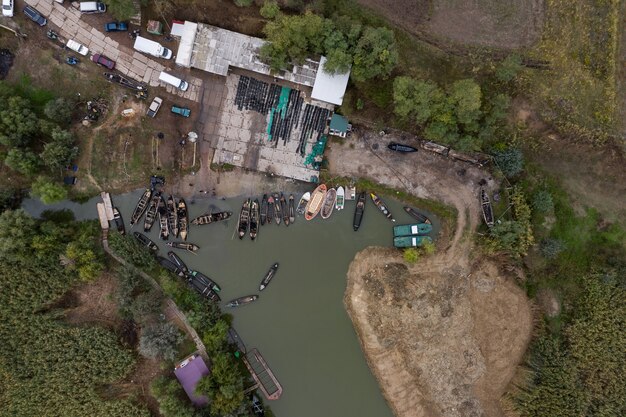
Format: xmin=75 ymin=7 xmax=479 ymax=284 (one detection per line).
xmin=23 ymin=5 xmax=46 ymax=26
xmin=79 ymin=1 xmax=106 ymax=13
xmin=91 ymin=53 xmax=115 ymax=70
xmin=171 ymin=106 xmax=191 ymax=118
xmin=2 ymin=0 xmax=13 ymax=17
xmin=66 ymin=39 xmax=89 ymax=56
xmin=104 ymin=21 xmax=128 ymax=32
xmin=147 ymin=97 xmax=163 ymax=118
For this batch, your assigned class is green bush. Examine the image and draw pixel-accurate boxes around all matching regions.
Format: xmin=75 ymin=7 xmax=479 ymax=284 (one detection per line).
xmin=138 ymin=323 xmax=183 ymax=360
xmin=30 ymin=177 xmax=67 ymax=204
xmin=540 ymin=238 xmax=565 ymax=259
xmin=495 ymin=54 xmax=523 ymax=83
xmin=403 ymin=248 xmax=420 ymax=263
xmin=493 ymin=147 xmax=524 ymax=177
xmin=260 ymin=0 xmax=280 ymax=19
xmin=533 ymin=190 xmax=554 ymax=213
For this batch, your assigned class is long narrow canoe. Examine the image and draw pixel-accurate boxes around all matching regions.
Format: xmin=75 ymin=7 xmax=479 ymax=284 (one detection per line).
xmin=158 ymin=196 xmax=169 ymax=240
xmin=133 ymin=231 xmax=158 ymax=251
xmin=370 ymin=192 xmax=395 ymax=222
xmin=113 ymin=207 xmax=126 ymax=235
xmin=177 ymin=199 xmax=189 ymax=240
xmin=226 ymin=295 xmax=258 ymax=308
xmin=403 ymin=206 xmax=431 ymax=224
xmin=260 ymin=194 xmax=268 ymax=226
xmin=188 ymin=270 xmax=221 ymax=292
xmin=304 ymin=184 xmax=327 ymax=221
xmin=274 ymin=193 xmax=282 ymax=225
xmin=238 ymin=199 xmax=251 ymax=239
xmin=250 ymin=199 xmax=259 ymax=240
xmin=353 ymin=192 xmax=366 ymax=231
xmin=167 ymin=251 xmax=188 ymax=275
xmin=144 ymin=192 xmax=160 ymax=232
xmin=280 ymin=194 xmax=289 ymax=226
xmin=481 ymin=189 xmax=494 ymax=228
xmin=296 ymin=192 xmax=310 ymax=215
xmin=191 ymin=211 xmax=232 ymax=225
xmin=320 ymin=188 xmax=337 ymax=219
xmin=393 ymin=223 xmax=433 ymax=237
xmin=393 ymin=235 xmax=433 ymax=248
xmin=166 ymin=196 xmax=178 ymax=239
xmin=130 ymin=188 xmax=151 ymax=226
xmin=166 ymin=241 xmax=199 ymax=252
xmin=288 ymin=195 xmax=295 ymax=224
xmin=259 ymin=262 xmax=279 ymax=291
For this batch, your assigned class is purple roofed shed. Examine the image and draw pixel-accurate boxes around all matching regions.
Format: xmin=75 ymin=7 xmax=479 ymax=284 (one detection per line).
xmin=174 ymin=354 xmax=210 ymax=406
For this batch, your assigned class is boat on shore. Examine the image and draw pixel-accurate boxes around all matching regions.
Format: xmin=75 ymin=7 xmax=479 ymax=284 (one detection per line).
xmin=403 ymin=206 xmax=431 ymax=224
xmin=166 ymin=196 xmax=178 ymax=238
xmin=280 ymin=194 xmax=289 ymax=226
xmin=336 ymin=186 xmax=345 ymax=210
xmin=388 ymin=142 xmax=418 ymax=153
xmin=226 ymin=295 xmax=259 ymax=308
xmin=353 ymin=192 xmax=366 ymax=231
xmin=274 ymin=193 xmax=282 ymax=225
xmin=238 ymin=199 xmax=251 ymax=239
xmin=188 ymin=276 xmax=220 ymax=302
xmin=481 ymin=189 xmax=494 ymax=228
xmin=177 ymin=199 xmax=188 ymax=240
xmin=320 ymin=187 xmax=337 ymax=219
xmin=157 ymin=256 xmax=186 ymax=277
xmin=188 ymin=270 xmax=221 ymax=292
xmin=393 ymin=223 xmax=433 ymax=237
xmin=296 ymin=192 xmax=310 ymax=215
xmin=144 ymin=192 xmax=160 ymax=232
xmin=167 ymin=251 xmax=188 ymax=275
xmin=288 ymin=195 xmax=295 ymax=224
xmin=251 ymin=394 xmax=265 ymax=417
xmin=133 ymin=231 xmax=158 ymax=251
xmin=130 ymin=188 xmax=151 ymax=226
xmin=191 ymin=211 xmax=232 ymax=226
xmin=166 ymin=241 xmax=199 ymax=252
xmin=393 ymin=235 xmax=433 ymax=248
xmin=259 ymin=262 xmax=279 ymax=291
xmin=113 ymin=207 xmax=125 ymax=235
xmin=304 ymin=184 xmax=327 ymax=220
xmin=158 ymin=196 xmax=169 ymax=240
xmin=250 ymin=199 xmax=259 ymax=240
xmin=370 ymin=192 xmax=395 ymax=222
xmin=267 ymin=195 xmax=275 ymax=223
xmin=260 ymin=194 xmax=268 ymax=226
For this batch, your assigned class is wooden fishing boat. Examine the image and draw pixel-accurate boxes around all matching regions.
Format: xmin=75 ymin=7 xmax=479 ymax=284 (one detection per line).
xmin=320 ymin=188 xmax=337 ymax=219
xmin=259 ymin=262 xmax=279 ymax=291
xmin=133 ymin=231 xmax=158 ymax=251
xmin=267 ymin=195 xmax=275 ymax=224
xmin=353 ymin=192 xmax=366 ymax=231
xmin=188 ymin=276 xmax=220 ymax=302
xmin=130 ymin=188 xmax=151 ymax=226
xmin=280 ymin=194 xmax=289 ymax=226
xmin=177 ymin=199 xmax=188 ymax=241
xmin=167 ymin=251 xmax=188 ymax=275
xmin=370 ymin=192 xmax=395 ymax=222
xmin=166 ymin=196 xmax=178 ymax=238
xmin=393 ymin=235 xmax=433 ymax=248
xmin=388 ymin=142 xmax=418 ymax=153
xmin=335 ymin=186 xmax=345 ymax=210
xmin=157 ymin=256 xmax=186 ymax=277
xmin=296 ymin=192 xmax=310 ymax=214
xmin=288 ymin=195 xmax=295 ymax=224
xmin=260 ymin=194 xmax=268 ymax=226
xmin=393 ymin=223 xmax=433 ymax=237
xmin=143 ymin=192 xmax=160 ymax=232
xmin=158 ymin=196 xmax=169 ymax=240
xmin=480 ymin=189 xmax=494 ymax=228
xmin=250 ymin=199 xmax=259 ymax=240
xmin=191 ymin=211 xmax=232 ymax=225
xmin=112 ymin=207 xmax=125 ymax=235
xmin=238 ymin=198 xmax=251 ymax=239
xmin=274 ymin=193 xmax=282 ymax=225
xmin=304 ymin=184 xmax=327 ymax=221
xmin=226 ymin=295 xmax=259 ymax=308
xmin=403 ymin=206 xmax=431 ymax=224
xmin=188 ymin=270 xmax=221 ymax=292
xmin=166 ymin=241 xmax=199 ymax=252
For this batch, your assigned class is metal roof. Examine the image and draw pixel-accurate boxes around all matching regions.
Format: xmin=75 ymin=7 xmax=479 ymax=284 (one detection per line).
xmin=329 ymin=114 xmax=349 ymax=133
xmin=311 ymin=56 xmax=350 ymax=106
xmin=174 ymin=354 xmax=210 ymax=406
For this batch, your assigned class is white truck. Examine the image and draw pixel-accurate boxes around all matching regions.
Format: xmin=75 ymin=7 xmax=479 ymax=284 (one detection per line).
xmin=146 ymin=97 xmax=163 ymax=118
xmin=133 ymin=36 xmax=172 ymax=60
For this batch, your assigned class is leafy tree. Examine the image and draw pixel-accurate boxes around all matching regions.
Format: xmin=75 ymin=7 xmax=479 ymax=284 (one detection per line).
xmin=0 ymin=96 xmax=40 ymax=147
xmin=65 ymin=239 xmax=103 ymax=281
xmin=106 ymin=0 xmax=137 ymax=21
xmin=540 ymin=238 xmax=565 ymax=259
xmin=260 ymin=0 xmax=280 ymax=18
xmin=351 ymin=27 xmax=398 ymax=81
xmin=44 ymin=97 xmax=73 ymax=126
xmin=488 ymin=187 xmax=533 ymax=256
xmin=115 ymin=265 xmax=141 ymax=315
xmin=421 ymin=239 xmax=436 ymax=255
xmin=130 ymin=290 xmax=163 ymax=324
xmin=40 ymin=141 xmax=77 ymax=171
xmin=533 ymin=190 xmax=554 ymax=213
xmin=493 ymin=147 xmax=524 ymax=177
xmin=403 ymin=248 xmax=419 ymax=263
xmin=108 ymin=233 xmax=157 ymax=269
xmin=4 ymin=148 xmax=40 ymax=175
xmin=449 ymin=79 xmax=482 ymax=131
xmin=30 ymin=177 xmax=67 ymax=204
xmin=201 ymin=318 xmax=230 ymax=353
xmin=0 ymin=188 xmax=22 ymax=212
xmin=0 ymin=209 xmax=36 ymax=260
xmin=196 ymin=352 xmax=244 ymax=415
xmin=150 ymin=376 xmax=197 ymax=417
xmin=138 ymin=323 xmax=183 ymax=360
xmin=496 ymin=54 xmax=523 ymax=83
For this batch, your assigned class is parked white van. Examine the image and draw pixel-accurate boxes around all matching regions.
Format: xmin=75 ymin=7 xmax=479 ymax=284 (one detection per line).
xmin=79 ymin=1 xmax=105 ymax=13
xmin=66 ymin=39 xmax=89 ymax=56
xmin=133 ymin=36 xmax=172 ymax=60
xmin=158 ymin=71 xmax=189 ymax=92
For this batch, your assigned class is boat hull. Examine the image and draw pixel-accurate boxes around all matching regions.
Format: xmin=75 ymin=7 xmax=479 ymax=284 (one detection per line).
xmin=393 ymin=223 xmax=433 ymax=237
xmin=259 ymin=262 xmax=279 ymax=291
xmin=403 ymin=206 xmax=431 ymax=224
xmin=166 ymin=196 xmax=178 ymax=238
xmin=388 ymin=142 xmax=418 ymax=153
xmin=335 ymin=186 xmax=345 ymax=210
xmin=226 ymin=295 xmax=259 ymax=308
xmin=288 ymin=195 xmax=295 ymax=224
xmin=320 ymin=188 xmax=337 ymax=219
xmin=130 ymin=188 xmax=151 ymax=226
xmin=113 ymin=207 xmax=126 ymax=235
xmin=296 ymin=192 xmax=310 ymax=215
xmin=238 ymin=199 xmax=251 ymax=239
xmin=133 ymin=232 xmax=158 ymax=251
xmin=353 ymin=192 xmax=366 ymax=231
xmin=370 ymin=192 xmax=395 ymax=222
xmin=304 ymin=184 xmax=327 ymax=221
xmin=250 ymin=199 xmax=259 ymax=240
xmin=394 ymin=235 xmax=433 ymax=248
xmin=177 ymin=199 xmax=188 ymax=240
xmin=260 ymin=194 xmax=268 ymax=226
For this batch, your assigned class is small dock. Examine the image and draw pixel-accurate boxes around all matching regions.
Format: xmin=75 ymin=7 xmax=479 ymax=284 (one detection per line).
xmin=242 ymin=348 xmax=283 ymax=400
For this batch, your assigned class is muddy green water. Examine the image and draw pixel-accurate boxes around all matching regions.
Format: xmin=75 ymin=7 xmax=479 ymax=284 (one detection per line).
xmin=24 ymin=189 xmax=440 ymax=417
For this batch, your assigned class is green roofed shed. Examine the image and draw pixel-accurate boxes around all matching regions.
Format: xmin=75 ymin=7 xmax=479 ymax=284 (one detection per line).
xmin=329 ymin=114 xmax=350 ymax=138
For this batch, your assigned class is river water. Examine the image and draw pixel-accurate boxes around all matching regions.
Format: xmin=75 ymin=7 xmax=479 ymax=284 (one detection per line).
xmin=24 ymin=189 xmax=439 ymax=417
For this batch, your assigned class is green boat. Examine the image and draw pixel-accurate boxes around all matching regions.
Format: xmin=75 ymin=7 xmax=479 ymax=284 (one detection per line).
xmin=393 ymin=235 xmax=433 ymax=248
xmin=393 ymin=223 xmax=432 ymax=237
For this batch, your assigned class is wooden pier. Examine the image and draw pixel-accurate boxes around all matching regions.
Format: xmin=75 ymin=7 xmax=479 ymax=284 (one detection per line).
xmin=242 ymin=348 xmax=283 ymax=400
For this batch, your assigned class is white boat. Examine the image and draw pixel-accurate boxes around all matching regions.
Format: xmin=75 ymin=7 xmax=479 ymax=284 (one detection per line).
xmin=320 ymin=188 xmax=337 ymax=219
xmin=296 ymin=192 xmax=310 ymax=215
xmin=336 ymin=186 xmax=345 ymax=210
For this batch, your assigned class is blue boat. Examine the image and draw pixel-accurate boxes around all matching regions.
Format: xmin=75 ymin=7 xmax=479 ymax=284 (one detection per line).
xmin=393 ymin=223 xmax=432 ymax=237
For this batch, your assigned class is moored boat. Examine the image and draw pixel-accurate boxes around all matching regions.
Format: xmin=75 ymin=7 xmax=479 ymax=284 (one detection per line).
xmin=260 ymin=194 xmax=268 ymax=226
xmin=353 ymin=192 xmax=366 ymax=231
xmin=113 ymin=207 xmax=125 ymax=235
xmin=251 ymin=394 xmax=265 ymax=417
xmin=166 ymin=241 xmax=199 ymax=252
xmin=403 ymin=206 xmax=431 ymax=224
xmin=130 ymin=188 xmax=151 ymax=226
xmin=188 ymin=276 xmax=220 ymax=302
xmin=133 ymin=231 xmax=158 ymax=251
xmin=370 ymin=192 xmax=395 ymax=222
xmin=388 ymin=142 xmax=418 ymax=153
xmin=167 ymin=251 xmax=188 ymax=274
xmin=177 ymin=199 xmax=188 ymax=240
xmin=226 ymin=295 xmax=259 ymax=308
xmin=481 ymin=189 xmax=494 ymax=227
xmin=250 ymin=199 xmax=259 ymax=240
xmin=393 ymin=235 xmax=433 ymax=248
xmin=335 ymin=186 xmax=345 ymax=210
xmin=273 ymin=193 xmax=282 ymax=225
xmin=267 ymin=195 xmax=275 ymax=223
xmin=280 ymin=194 xmax=289 ymax=226
xmin=166 ymin=196 xmax=178 ymax=238
xmin=157 ymin=256 xmax=186 ymax=277
xmin=393 ymin=223 xmax=433 ymax=237
xmin=259 ymin=262 xmax=279 ymax=291
xmin=144 ymin=192 xmax=160 ymax=232
xmin=296 ymin=192 xmax=310 ymax=215
xmin=158 ymin=195 xmax=169 ymax=240
xmin=191 ymin=211 xmax=232 ymax=226
xmin=320 ymin=187 xmax=337 ymax=219
xmin=238 ymin=199 xmax=251 ymax=239
xmin=188 ymin=270 xmax=221 ymax=292
xmin=288 ymin=194 xmax=295 ymax=224
xmin=304 ymin=184 xmax=327 ymax=221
